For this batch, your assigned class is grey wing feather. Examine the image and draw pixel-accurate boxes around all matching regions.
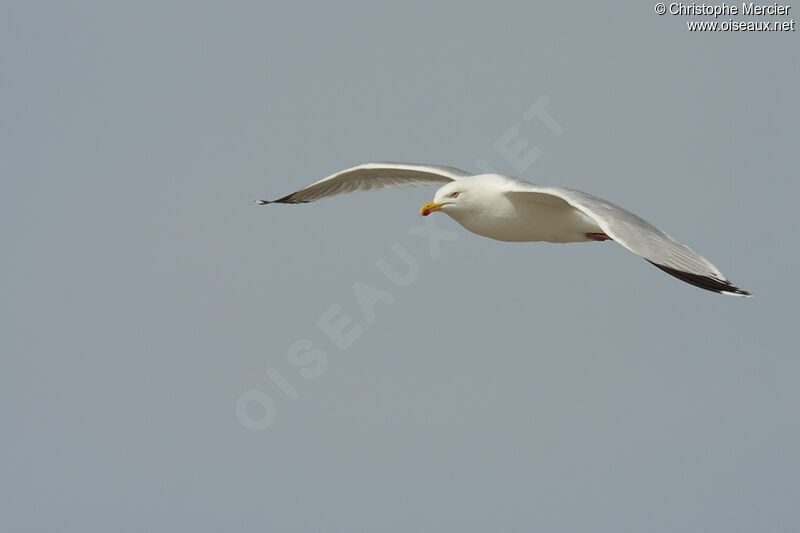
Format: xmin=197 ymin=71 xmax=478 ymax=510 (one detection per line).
xmin=506 ymin=179 xmax=751 ymax=296
xmin=258 ymin=162 xmax=470 ymax=204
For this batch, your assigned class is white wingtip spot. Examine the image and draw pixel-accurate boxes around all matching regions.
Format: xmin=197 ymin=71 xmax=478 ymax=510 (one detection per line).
xmin=723 ymin=290 xmax=754 ymax=298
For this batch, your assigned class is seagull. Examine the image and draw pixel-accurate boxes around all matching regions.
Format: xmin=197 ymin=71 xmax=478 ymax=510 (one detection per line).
xmin=257 ymin=162 xmax=751 ymax=296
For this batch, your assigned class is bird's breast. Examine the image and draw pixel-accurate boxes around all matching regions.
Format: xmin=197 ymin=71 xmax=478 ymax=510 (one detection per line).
xmin=447 ymin=200 xmax=602 ymax=243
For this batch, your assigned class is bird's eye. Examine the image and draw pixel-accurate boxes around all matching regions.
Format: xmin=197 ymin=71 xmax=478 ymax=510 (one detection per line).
xmin=450 ymin=191 xmax=459 ymax=198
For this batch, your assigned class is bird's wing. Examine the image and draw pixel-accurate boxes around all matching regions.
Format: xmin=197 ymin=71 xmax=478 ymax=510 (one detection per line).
xmin=257 ymin=162 xmax=470 ymax=204
xmin=504 ymin=180 xmax=751 ymax=296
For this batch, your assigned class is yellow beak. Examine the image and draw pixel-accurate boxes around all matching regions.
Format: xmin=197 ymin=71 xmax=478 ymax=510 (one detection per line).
xmin=420 ymin=201 xmax=444 ymax=216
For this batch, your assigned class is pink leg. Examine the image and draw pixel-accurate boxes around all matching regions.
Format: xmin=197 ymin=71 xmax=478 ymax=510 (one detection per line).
xmin=586 ymin=232 xmax=613 ymax=241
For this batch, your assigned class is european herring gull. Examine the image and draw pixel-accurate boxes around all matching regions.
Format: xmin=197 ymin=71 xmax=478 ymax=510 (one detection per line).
xmin=257 ymin=162 xmax=751 ymax=296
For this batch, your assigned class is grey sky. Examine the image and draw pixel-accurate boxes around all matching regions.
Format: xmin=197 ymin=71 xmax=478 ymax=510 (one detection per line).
xmin=3 ymin=1 xmax=798 ymax=532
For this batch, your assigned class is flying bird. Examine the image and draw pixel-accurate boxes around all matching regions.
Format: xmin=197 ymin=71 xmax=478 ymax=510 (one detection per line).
xmin=257 ymin=162 xmax=751 ymax=296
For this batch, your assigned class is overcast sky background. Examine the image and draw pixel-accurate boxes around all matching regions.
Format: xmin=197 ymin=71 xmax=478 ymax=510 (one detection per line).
xmin=3 ymin=2 xmax=799 ymax=532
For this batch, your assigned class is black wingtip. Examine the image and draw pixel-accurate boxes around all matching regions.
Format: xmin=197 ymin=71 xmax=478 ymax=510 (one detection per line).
xmin=254 ymin=193 xmax=311 ymax=205
xmin=647 ymin=261 xmax=752 ymax=297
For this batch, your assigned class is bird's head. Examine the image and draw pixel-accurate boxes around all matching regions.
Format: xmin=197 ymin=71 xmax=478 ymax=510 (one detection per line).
xmin=420 ymin=181 xmax=471 ymax=217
